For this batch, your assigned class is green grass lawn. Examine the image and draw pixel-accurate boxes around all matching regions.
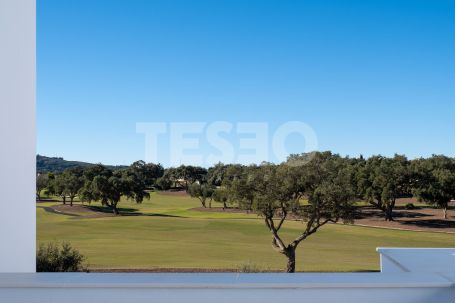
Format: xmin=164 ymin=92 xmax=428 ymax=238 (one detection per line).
xmin=37 ymin=192 xmax=455 ymax=272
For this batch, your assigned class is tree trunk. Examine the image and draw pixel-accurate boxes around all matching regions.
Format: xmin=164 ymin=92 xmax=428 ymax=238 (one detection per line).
xmin=384 ymin=204 xmax=394 ymax=221
xmin=443 ymin=206 xmax=448 ymax=220
xmin=37 ymin=193 xmax=41 ymax=201
xmin=384 ymin=210 xmax=393 ymax=221
xmin=284 ymin=246 xmax=296 ymax=273
xmin=62 ymin=196 xmax=66 ymax=205
xmin=209 ymin=199 xmax=212 ymax=208
xmin=112 ymin=206 xmax=119 ymax=215
xmin=70 ymin=197 xmax=73 ymax=207
xmin=223 ymin=202 xmax=227 ymax=210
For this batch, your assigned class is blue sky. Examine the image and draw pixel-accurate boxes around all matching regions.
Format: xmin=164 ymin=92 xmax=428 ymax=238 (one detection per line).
xmin=38 ymin=0 xmax=455 ymax=166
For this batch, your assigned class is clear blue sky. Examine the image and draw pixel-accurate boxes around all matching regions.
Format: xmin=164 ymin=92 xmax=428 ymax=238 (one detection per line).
xmin=38 ymin=0 xmax=455 ymax=166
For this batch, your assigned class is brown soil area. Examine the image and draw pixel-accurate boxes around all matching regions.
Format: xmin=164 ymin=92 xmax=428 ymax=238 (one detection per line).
xmin=351 ymin=206 xmax=455 ymax=233
xmin=351 ymin=198 xmax=455 ymax=233
xmin=191 ymin=207 xmax=255 ymax=214
xmin=394 ymin=197 xmax=419 ymax=205
xmin=52 ymin=204 xmax=96 ymax=214
xmin=156 ymin=190 xmax=189 ymax=197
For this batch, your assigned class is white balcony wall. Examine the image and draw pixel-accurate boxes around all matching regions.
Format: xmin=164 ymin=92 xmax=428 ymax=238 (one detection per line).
xmin=0 ymin=0 xmax=36 ymax=273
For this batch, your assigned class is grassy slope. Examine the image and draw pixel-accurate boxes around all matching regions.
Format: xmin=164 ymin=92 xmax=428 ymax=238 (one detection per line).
xmin=37 ymin=193 xmax=455 ymax=272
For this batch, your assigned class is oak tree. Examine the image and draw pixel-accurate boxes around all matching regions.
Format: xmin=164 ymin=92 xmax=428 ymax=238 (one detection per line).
xmin=226 ymin=152 xmax=356 ymax=272
xmin=412 ymin=155 xmax=455 ymax=219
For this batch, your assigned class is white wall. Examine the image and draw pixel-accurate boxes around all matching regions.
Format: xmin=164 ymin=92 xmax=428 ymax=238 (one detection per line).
xmin=0 ymin=0 xmax=36 ymax=272
xmin=0 ymin=273 xmax=454 ymax=303
xmin=377 ymin=248 xmax=455 ymax=273
xmin=2 ymin=287 xmax=455 ymax=303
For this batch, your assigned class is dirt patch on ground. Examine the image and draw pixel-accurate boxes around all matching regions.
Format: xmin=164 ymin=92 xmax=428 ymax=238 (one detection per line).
xmin=157 ymin=190 xmax=189 ymax=197
xmin=394 ymin=197 xmax=418 ymax=205
xmin=351 ymin=206 xmax=455 ymax=233
xmin=350 ymin=198 xmax=455 ymax=233
xmin=190 ymin=207 xmax=255 ymax=214
xmin=52 ymin=204 xmax=96 ymax=214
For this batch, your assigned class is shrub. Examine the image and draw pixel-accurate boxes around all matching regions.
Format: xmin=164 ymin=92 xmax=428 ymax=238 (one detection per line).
xmin=37 ymin=242 xmax=86 ymax=272
xmin=405 ymin=203 xmax=416 ymax=210
xmin=236 ymin=261 xmax=269 ymax=273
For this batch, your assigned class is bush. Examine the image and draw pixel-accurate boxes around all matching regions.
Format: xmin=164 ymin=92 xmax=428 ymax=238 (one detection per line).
xmin=236 ymin=261 xmax=270 ymax=273
xmin=37 ymin=242 xmax=86 ymax=272
xmin=405 ymin=203 xmax=417 ymax=210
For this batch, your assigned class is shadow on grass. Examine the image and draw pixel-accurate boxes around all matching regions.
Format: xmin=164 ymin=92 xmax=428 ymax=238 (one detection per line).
xmin=38 ymin=204 xmax=186 ymax=219
xmin=36 ymin=199 xmax=62 ymax=203
xmin=354 ymin=207 xmax=433 ymax=220
xmin=86 ymin=205 xmax=139 ymax=214
xmin=401 ymin=219 xmax=455 ymax=229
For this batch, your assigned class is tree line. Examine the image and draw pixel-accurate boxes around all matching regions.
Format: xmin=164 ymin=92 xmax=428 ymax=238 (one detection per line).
xmin=37 ymin=161 xmax=163 ymax=214
xmin=36 ymin=152 xmax=455 ymax=272
xmin=36 ymin=154 xmax=127 ymax=173
xmin=172 ymin=153 xmax=454 ymax=221
xmin=36 ymin=153 xmax=455 ymax=220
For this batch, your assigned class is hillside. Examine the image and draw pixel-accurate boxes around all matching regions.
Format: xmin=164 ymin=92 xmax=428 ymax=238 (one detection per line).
xmin=36 ymin=155 xmax=127 ymax=173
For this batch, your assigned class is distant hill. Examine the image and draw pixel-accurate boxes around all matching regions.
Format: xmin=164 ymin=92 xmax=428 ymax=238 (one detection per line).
xmin=37 ymin=155 xmax=128 ymax=173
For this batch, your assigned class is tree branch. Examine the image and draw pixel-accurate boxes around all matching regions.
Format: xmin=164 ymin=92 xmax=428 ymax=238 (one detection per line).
xmin=290 ymin=215 xmax=333 ymax=249
xmin=276 ymin=203 xmax=287 ymax=231
xmin=265 ymin=217 xmax=286 ymax=252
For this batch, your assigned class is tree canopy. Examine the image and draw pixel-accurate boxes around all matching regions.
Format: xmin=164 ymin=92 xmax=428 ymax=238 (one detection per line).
xmin=36 ymin=173 xmax=49 ymax=201
xmin=357 ymin=154 xmax=411 ymax=221
xmin=188 ymin=183 xmax=215 ymax=208
xmin=412 ymin=155 xmax=455 ymax=219
xmin=224 ymin=152 xmax=357 ymax=272
xmin=79 ymin=164 xmax=150 ymax=215
xmin=162 ymin=165 xmax=207 ymax=189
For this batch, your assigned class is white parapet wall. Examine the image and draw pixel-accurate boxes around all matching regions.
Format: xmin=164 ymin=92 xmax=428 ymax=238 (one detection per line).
xmin=0 ymin=272 xmax=454 ymax=303
xmin=377 ymin=248 xmax=455 ymax=273
xmin=2 ymin=248 xmax=454 ymax=302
